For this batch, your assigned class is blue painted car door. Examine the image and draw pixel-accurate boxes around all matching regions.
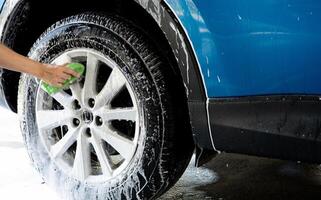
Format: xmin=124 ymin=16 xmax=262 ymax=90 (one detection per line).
xmin=170 ymin=0 xmax=321 ymax=97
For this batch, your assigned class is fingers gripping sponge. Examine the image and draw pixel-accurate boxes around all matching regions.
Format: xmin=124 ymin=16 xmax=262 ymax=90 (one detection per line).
xmin=41 ymin=63 xmax=85 ymax=95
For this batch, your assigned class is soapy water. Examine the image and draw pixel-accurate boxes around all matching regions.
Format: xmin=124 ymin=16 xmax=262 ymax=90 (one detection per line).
xmin=0 ymin=117 xmax=217 ymax=200
xmin=0 ymin=129 xmax=216 ymax=200
xmin=160 ymin=155 xmax=219 ymax=200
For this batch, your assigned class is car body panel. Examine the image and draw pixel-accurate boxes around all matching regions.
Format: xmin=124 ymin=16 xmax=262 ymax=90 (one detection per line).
xmin=0 ymin=0 xmax=4 ymax=10
xmin=165 ymin=0 xmax=321 ymax=98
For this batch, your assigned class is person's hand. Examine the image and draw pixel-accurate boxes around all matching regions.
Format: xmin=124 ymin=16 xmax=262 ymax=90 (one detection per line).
xmin=40 ymin=64 xmax=80 ymax=87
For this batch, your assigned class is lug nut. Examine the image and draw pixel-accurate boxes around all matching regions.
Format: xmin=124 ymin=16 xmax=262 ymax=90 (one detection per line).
xmin=85 ymin=128 xmax=92 ymax=137
xmin=73 ymin=118 xmax=80 ymax=126
xmin=88 ymin=98 xmax=95 ymax=108
xmin=95 ymin=116 xmax=103 ymax=126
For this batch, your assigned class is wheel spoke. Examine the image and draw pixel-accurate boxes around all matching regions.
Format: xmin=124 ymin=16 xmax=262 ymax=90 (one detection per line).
xmin=93 ymin=126 xmax=134 ymax=161
xmin=37 ymin=109 xmax=73 ymax=130
xmin=94 ymin=67 xmax=126 ymax=109
xmin=71 ymin=133 xmax=91 ymax=181
xmin=50 ymin=127 xmax=80 ymax=158
xmin=82 ymin=52 xmax=99 ymax=104
xmin=70 ymin=82 xmax=82 ymax=103
xmin=89 ymin=134 xmax=113 ymax=176
xmin=53 ymin=54 xmax=72 ymax=65
xmin=97 ymin=107 xmax=137 ymax=122
xmin=51 ymin=91 xmax=74 ymax=109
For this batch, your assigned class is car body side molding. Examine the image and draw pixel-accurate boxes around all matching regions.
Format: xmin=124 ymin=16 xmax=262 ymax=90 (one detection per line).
xmin=209 ymin=95 xmax=321 ymax=163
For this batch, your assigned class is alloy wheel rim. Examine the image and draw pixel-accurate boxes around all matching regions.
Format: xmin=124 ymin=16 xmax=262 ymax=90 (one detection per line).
xmin=35 ymin=49 xmax=140 ymax=183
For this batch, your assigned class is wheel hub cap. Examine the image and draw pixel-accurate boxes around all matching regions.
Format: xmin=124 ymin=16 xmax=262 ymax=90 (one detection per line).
xmin=82 ymin=110 xmax=93 ymax=124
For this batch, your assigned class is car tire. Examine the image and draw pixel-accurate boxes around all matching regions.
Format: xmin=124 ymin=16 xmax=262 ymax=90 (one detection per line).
xmin=18 ymin=13 xmax=194 ymax=200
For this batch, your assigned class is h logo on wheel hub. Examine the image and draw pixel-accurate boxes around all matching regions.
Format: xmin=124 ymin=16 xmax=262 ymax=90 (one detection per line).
xmin=82 ymin=110 xmax=93 ymax=124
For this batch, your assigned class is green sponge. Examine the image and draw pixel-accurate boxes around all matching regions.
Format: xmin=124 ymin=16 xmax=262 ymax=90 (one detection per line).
xmin=41 ymin=63 xmax=85 ymax=95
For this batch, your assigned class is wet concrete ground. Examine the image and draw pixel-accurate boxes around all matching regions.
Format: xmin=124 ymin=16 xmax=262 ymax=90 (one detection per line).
xmin=1 ymin=107 xmax=321 ymax=199
xmin=161 ymin=154 xmax=321 ymax=200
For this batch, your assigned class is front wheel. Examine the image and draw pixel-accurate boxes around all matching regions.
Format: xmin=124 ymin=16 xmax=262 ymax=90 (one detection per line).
xmin=18 ymin=13 xmax=194 ymax=199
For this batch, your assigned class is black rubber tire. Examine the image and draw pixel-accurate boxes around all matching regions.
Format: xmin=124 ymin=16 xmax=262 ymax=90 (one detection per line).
xmin=18 ymin=13 xmax=194 ymax=200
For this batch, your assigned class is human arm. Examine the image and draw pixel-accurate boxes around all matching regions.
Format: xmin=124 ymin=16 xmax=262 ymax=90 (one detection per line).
xmin=0 ymin=44 xmax=79 ymax=87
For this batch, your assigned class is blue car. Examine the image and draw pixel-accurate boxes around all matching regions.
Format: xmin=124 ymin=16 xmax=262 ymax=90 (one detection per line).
xmin=1 ymin=0 xmax=321 ymax=199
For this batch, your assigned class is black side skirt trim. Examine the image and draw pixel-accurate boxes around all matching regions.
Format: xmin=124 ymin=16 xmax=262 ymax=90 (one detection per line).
xmin=209 ymin=95 xmax=321 ymax=163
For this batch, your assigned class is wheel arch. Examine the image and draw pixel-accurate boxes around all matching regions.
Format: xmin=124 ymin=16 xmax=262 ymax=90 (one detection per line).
xmin=0 ymin=0 xmax=212 ymax=151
